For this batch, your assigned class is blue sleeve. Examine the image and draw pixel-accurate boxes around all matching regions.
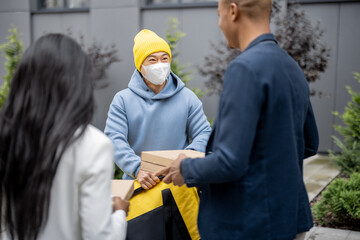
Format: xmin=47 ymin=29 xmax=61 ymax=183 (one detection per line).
xmin=104 ymin=94 xmax=141 ymax=178
xmin=304 ymin=103 xmax=319 ymax=158
xmin=181 ymin=61 xmax=263 ymax=186
xmin=185 ymin=94 xmax=212 ymax=152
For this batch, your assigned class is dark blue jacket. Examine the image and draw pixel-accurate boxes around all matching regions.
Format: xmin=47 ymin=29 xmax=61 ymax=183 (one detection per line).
xmin=181 ymin=34 xmax=319 ymax=240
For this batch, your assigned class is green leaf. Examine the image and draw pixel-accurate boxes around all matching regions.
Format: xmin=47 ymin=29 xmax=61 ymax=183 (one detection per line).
xmin=0 ymin=26 xmax=23 ymax=109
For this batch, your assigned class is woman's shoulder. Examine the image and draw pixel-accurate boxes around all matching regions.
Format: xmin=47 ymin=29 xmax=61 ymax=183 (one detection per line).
xmin=58 ymin=125 xmax=114 ymax=183
xmin=85 ymin=124 xmax=108 ymax=137
xmin=71 ymin=125 xmax=113 ymax=155
xmin=70 ymin=125 xmax=114 ymax=175
xmin=82 ymin=125 xmax=112 ymax=146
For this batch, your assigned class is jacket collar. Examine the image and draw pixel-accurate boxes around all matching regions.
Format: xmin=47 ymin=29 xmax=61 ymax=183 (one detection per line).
xmin=244 ymin=33 xmax=278 ymax=52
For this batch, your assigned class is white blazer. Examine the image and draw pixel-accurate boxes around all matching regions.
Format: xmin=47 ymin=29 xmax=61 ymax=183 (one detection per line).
xmin=1 ymin=125 xmax=127 ymax=240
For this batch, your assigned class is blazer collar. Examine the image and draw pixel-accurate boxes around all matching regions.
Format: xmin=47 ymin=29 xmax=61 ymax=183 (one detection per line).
xmin=244 ymin=33 xmax=278 ymax=52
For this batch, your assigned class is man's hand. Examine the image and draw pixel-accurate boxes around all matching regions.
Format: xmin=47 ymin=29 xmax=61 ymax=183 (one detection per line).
xmin=137 ymin=170 xmax=160 ymax=189
xmin=156 ymin=154 xmax=188 ymax=186
xmin=112 ymin=197 xmax=130 ymax=215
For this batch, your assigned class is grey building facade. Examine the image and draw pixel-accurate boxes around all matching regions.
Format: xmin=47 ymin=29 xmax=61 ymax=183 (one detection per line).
xmin=0 ymin=0 xmax=359 ymax=153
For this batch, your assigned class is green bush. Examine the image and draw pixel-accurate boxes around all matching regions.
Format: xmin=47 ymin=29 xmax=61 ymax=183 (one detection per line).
xmin=329 ymin=72 xmax=360 ymax=175
xmin=0 ymin=27 xmax=23 ymax=109
xmin=113 ymin=163 xmax=123 ymax=179
xmin=313 ymin=172 xmax=360 ymax=230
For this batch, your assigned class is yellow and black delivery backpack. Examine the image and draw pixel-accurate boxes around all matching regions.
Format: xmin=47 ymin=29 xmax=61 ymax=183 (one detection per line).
xmin=126 ymin=179 xmax=200 ymax=240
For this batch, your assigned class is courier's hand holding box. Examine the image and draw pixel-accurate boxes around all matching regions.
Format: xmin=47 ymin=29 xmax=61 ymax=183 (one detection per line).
xmin=111 ymin=180 xmax=134 ymax=200
xmin=140 ymin=149 xmax=205 ymax=173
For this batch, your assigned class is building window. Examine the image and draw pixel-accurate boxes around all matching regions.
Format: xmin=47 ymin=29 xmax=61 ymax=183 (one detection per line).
xmin=38 ymin=0 xmax=89 ymax=10
xmin=144 ymin=0 xmax=218 ymax=8
xmin=181 ymin=0 xmax=218 ymax=2
xmin=146 ymin=0 xmax=218 ymax=4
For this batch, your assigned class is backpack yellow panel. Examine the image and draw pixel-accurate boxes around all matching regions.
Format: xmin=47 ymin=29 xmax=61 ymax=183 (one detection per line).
xmin=127 ymin=180 xmax=200 ymax=240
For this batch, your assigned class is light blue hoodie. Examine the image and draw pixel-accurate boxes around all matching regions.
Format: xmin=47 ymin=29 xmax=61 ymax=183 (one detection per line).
xmin=104 ymin=70 xmax=212 ymax=179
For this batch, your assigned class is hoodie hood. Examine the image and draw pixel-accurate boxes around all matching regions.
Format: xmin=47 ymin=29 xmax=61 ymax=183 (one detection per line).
xmin=128 ymin=69 xmax=185 ymax=100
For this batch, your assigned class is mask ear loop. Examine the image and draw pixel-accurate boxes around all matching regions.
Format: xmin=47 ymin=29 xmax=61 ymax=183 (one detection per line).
xmin=138 ymin=69 xmax=144 ymax=78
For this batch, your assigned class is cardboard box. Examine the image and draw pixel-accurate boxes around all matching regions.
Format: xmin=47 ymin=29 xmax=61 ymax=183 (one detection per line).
xmin=140 ymin=149 xmax=205 ymax=173
xmin=111 ymin=180 xmax=134 ymax=200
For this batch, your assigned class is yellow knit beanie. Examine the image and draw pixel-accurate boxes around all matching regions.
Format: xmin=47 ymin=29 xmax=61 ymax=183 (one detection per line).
xmin=133 ymin=29 xmax=172 ymax=71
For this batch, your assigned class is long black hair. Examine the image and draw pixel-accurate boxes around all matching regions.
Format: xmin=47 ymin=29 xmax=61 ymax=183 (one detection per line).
xmin=0 ymin=33 xmax=94 ymax=240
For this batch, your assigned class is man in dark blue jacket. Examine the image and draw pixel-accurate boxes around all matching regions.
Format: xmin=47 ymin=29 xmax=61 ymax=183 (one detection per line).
xmin=157 ymin=0 xmax=319 ymax=239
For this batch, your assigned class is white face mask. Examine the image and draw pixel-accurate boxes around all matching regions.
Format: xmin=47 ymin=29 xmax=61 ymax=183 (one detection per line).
xmin=142 ymin=62 xmax=171 ymax=85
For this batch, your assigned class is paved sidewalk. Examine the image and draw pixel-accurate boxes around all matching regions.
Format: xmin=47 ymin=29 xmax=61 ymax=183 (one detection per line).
xmin=303 ymin=154 xmax=340 ymax=201
xmin=302 ymin=154 xmax=360 ymax=240
xmin=306 ymin=227 xmax=360 ymax=240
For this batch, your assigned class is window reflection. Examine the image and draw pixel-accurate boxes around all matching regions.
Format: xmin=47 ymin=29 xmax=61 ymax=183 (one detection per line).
xmin=150 ymin=0 xmax=177 ymax=3
xmin=68 ymin=0 xmax=89 ymax=8
xmin=43 ymin=0 xmax=64 ymax=8
xmin=147 ymin=0 xmax=218 ymax=4
xmin=181 ymin=0 xmax=218 ymax=2
xmin=39 ymin=0 xmax=89 ymax=9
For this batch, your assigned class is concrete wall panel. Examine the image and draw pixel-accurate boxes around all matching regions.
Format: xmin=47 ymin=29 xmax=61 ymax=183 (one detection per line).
xmin=91 ymin=7 xmax=140 ymax=130
xmin=0 ymin=0 xmax=30 ymax=12
xmin=181 ymin=7 xmax=221 ymax=119
xmin=335 ymin=3 xmax=360 ymax=114
xmin=32 ymin=13 xmax=90 ymax=41
xmin=300 ymin=3 xmax=339 ymax=152
xmin=142 ymin=9 xmax=181 ymax=33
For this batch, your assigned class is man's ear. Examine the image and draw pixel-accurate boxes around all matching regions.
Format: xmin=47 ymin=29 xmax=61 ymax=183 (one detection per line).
xmin=230 ymin=2 xmax=239 ymax=22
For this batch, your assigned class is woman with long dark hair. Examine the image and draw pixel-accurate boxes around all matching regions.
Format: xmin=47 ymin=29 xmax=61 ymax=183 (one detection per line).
xmin=0 ymin=33 xmax=129 ymax=240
